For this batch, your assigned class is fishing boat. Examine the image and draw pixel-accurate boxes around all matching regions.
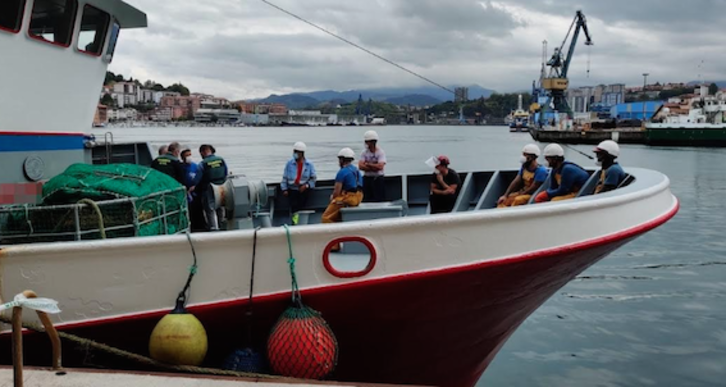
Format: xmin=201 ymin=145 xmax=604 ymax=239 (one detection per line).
xmin=508 ymin=95 xmax=530 ymax=132
xmin=646 ymin=87 xmax=726 ymax=146
xmin=0 ymin=1 xmax=678 ymax=387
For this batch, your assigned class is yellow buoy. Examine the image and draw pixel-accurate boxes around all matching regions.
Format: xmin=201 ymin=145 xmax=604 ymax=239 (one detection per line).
xmin=149 ymin=300 xmax=208 ymax=366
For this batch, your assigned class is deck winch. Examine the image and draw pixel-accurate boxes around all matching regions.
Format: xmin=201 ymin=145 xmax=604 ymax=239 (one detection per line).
xmin=210 ymin=176 xmax=270 ymax=230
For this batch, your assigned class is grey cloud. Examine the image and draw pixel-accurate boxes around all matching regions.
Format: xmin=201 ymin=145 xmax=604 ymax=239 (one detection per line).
xmin=114 ymin=0 xmax=726 ymax=99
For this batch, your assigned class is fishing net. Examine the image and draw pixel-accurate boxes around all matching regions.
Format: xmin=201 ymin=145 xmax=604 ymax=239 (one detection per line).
xmin=0 ymin=164 xmax=189 ymax=244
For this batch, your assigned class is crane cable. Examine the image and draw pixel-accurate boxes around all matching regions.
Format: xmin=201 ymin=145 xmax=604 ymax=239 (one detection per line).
xmin=258 ymin=0 xmax=456 ymax=96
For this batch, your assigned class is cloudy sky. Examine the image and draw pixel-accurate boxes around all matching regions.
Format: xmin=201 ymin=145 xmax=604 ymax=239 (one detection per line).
xmin=113 ymin=0 xmax=726 ymax=100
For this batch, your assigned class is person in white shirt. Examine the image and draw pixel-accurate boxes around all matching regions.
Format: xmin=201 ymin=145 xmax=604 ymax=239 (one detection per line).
xmin=358 ymin=130 xmax=387 ymax=202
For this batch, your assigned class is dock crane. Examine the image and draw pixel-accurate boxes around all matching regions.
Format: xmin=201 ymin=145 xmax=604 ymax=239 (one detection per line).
xmin=535 ymin=10 xmax=593 ymax=126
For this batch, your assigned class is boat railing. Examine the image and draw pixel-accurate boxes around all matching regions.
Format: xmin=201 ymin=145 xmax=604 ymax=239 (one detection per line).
xmin=0 ymin=188 xmax=189 ymax=245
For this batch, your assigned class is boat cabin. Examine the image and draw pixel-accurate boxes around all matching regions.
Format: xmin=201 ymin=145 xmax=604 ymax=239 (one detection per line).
xmin=0 ymin=0 xmax=146 ymax=201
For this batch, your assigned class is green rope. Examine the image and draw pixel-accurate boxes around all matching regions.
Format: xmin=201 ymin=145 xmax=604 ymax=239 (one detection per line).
xmin=283 ymin=225 xmax=301 ymax=306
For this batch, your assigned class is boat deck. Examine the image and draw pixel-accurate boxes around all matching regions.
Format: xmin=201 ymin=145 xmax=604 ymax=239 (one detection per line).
xmin=0 ymin=368 xmax=427 ymax=387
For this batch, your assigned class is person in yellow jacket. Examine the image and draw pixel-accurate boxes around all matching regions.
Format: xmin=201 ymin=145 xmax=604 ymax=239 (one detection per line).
xmin=498 ymin=144 xmax=549 ymax=207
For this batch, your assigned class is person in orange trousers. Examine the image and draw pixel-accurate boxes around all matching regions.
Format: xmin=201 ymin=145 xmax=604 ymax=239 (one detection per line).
xmin=322 ymin=148 xmax=364 ymax=250
xmin=498 ymin=144 xmax=548 ymax=208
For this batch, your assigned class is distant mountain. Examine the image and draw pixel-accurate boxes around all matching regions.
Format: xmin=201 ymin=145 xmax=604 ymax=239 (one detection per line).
xmin=254 ymin=84 xmax=495 ymax=108
xmin=384 ymin=94 xmax=442 ymax=106
xmin=256 ymin=94 xmax=320 ymax=109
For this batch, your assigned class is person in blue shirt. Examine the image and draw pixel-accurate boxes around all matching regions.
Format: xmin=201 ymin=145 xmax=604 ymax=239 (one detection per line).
xmin=498 ymin=144 xmax=549 ymax=207
xmin=281 ymin=142 xmax=317 ymax=224
xmin=181 ymin=148 xmax=205 ymax=231
xmin=593 ymin=140 xmax=626 ymax=194
xmin=535 ymin=144 xmax=589 ymax=203
xmin=322 ymin=148 xmax=363 ymax=233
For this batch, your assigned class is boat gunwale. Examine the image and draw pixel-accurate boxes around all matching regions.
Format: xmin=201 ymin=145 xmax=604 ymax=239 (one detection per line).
xmin=0 ymin=167 xmax=673 ymax=256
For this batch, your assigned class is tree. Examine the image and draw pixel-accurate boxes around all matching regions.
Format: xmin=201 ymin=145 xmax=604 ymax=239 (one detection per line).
xmin=105 ymin=71 xmax=117 ymax=85
xmin=167 ymin=83 xmax=190 ymax=96
xmin=709 ymin=83 xmax=719 ymax=95
xmin=100 ymin=94 xmax=115 ymax=107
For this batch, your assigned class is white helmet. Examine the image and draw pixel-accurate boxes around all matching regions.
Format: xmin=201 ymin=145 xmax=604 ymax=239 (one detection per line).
xmin=522 ymin=144 xmax=541 ymax=157
xmin=338 ymin=147 xmax=355 ymax=159
xmin=364 ymin=130 xmax=379 ymax=142
xmin=543 ymin=144 xmax=565 ymax=157
xmin=293 ymin=142 xmax=307 ymax=152
xmin=594 ymin=140 xmax=620 ymax=157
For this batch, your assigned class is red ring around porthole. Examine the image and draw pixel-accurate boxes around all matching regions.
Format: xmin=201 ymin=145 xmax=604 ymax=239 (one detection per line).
xmin=323 ymin=237 xmax=377 ymax=278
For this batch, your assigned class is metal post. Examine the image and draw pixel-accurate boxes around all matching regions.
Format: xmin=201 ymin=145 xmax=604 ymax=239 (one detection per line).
xmin=12 ymin=305 xmax=23 ymax=387
xmin=642 ymin=73 xmax=649 ymax=125
xmin=161 ymin=196 xmax=168 ymax=235
xmin=73 ymin=206 xmax=81 ymax=241
xmin=12 ymin=290 xmax=64 ymax=387
xmin=130 ymin=200 xmax=140 ymax=237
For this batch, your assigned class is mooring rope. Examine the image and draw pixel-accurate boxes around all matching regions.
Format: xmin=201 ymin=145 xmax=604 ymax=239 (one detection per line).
xmin=283 ymin=225 xmax=301 ymax=306
xmin=177 ymin=232 xmax=199 ymax=308
xmin=0 ymin=314 xmax=285 ymax=380
xmin=246 ymin=226 xmax=262 ymax=344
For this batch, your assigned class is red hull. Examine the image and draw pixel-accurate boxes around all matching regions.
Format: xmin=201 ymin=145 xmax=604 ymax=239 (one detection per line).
xmin=1 ymin=206 xmax=676 ymax=387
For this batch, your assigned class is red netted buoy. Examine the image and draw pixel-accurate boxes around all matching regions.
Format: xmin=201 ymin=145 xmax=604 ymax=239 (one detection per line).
xmin=267 ymin=304 xmax=338 ymax=379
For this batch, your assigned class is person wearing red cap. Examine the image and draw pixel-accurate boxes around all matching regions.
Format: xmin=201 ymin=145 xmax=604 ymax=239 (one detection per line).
xmin=429 ymin=155 xmax=461 ymax=214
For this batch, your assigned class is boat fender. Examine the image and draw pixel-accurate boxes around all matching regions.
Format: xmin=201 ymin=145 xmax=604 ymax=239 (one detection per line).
xmin=149 ymin=233 xmax=207 ymax=366
xmin=267 ymin=225 xmax=338 ymax=379
xmin=267 ymin=305 xmax=338 ymax=379
xmin=148 ymin=298 xmax=208 ymax=366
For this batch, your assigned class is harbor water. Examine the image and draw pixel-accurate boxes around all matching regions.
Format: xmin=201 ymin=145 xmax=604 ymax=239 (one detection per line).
xmin=94 ymin=125 xmax=726 ymax=387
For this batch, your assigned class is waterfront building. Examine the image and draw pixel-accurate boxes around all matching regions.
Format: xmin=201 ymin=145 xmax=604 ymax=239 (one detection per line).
xmin=136 ymin=88 xmax=155 ymax=104
xmin=94 ymin=105 xmax=108 ymax=126
xmin=108 ymin=108 xmax=139 ymax=121
xmin=609 ymin=101 xmax=663 ymax=120
xmin=194 ymin=108 xmax=240 ymax=123
xmin=160 ymin=95 xmax=202 ymax=119
xmin=153 ymin=91 xmax=181 ymax=105
xmin=111 ymin=81 xmax=139 ymax=108
xmin=238 ymin=102 xmax=288 ymax=115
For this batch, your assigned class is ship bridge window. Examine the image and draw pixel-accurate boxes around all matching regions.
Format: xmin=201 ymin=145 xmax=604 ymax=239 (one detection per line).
xmin=0 ymin=0 xmax=25 ymax=33
xmin=77 ymin=5 xmax=110 ymax=56
xmin=28 ymin=0 xmax=78 ymax=47
xmin=103 ymin=20 xmax=119 ymax=63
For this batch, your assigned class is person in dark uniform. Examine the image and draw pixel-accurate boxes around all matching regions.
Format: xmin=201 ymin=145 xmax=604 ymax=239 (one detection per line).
xmin=151 ymin=143 xmax=185 ymax=184
xmin=429 ymin=155 xmax=461 ymax=214
xmin=193 ymin=144 xmax=228 ymax=231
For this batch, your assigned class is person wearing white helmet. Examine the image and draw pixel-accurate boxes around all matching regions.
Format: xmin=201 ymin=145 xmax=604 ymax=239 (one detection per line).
xmin=593 ymin=140 xmax=626 ymax=194
xmin=429 ymin=155 xmax=461 ymax=214
xmin=322 ymin=148 xmax=364 ymax=240
xmin=281 ymin=142 xmax=317 ymax=224
xmin=359 ymin=130 xmax=387 ymax=202
xmin=535 ymin=143 xmax=590 ymax=203
xmin=497 ymin=144 xmax=549 ymax=208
